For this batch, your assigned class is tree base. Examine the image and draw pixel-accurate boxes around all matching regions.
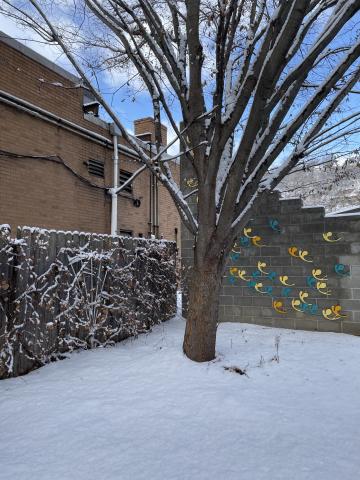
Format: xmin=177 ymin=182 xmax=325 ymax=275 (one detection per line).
xmin=182 ymin=267 xmax=221 ymax=362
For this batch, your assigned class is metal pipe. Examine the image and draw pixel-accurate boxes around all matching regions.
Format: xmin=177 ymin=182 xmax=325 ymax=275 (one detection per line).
xmin=0 ymin=89 xmax=139 ymax=159
xmin=155 ymin=175 xmax=159 ymax=237
xmin=111 ymin=133 xmax=119 ymax=236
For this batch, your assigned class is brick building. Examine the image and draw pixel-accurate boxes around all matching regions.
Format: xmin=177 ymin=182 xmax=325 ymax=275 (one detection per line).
xmin=0 ymin=32 xmax=180 ymax=244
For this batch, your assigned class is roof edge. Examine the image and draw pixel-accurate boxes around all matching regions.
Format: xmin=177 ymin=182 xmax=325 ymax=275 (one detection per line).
xmin=0 ymin=31 xmax=80 ymax=84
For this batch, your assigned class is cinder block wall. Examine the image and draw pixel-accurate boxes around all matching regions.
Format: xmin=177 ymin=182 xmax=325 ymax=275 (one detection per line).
xmin=180 ymin=162 xmax=360 ymax=334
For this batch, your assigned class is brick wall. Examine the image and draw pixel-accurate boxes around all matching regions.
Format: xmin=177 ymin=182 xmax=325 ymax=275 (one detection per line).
xmin=181 ymin=163 xmax=360 ymax=335
xmin=0 ymin=37 xmax=180 ymax=241
xmin=134 ymin=117 xmax=168 ymax=145
xmin=158 ymin=161 xmax=181 ymax=244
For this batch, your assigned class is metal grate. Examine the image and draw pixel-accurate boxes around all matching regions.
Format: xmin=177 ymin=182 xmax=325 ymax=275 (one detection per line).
xmin=87 ymin=159 xmax=104 ymax=178
xmin=119 ymin=169 xmax=133 ymax=194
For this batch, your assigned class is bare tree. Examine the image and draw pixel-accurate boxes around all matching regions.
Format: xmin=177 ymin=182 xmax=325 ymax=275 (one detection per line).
xmin=1 ymin=0 xmax=360 ymax=362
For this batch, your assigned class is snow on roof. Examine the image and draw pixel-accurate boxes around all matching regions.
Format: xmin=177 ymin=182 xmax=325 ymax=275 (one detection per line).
xmin=329 ymin=205 xmax=360 ymax=215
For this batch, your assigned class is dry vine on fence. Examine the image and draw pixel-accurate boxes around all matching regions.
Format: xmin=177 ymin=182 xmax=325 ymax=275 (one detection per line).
xmin=0 ymin=226 xmax=177 ymax=379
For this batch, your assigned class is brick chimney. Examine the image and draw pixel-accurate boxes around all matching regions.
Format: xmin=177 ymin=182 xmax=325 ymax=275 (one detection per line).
xmin=134 ymin=117 xmax=167 ymax=146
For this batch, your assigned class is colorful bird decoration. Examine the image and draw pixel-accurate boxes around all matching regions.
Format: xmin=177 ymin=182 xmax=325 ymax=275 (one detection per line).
xmin=291 ymin=299 xmax=302 ymax=312
xmin=323 ymin=232 xmax=342 ymax=243
xmin=279 ymin=275 xmax=295 ymax=286
xmin=255 ymin=282 xmax=267 ymax=294
xmin=299 ymin=250 xmax=313 ymax=263
xmin=288 ymin=246 xmax=299 ymax=258
xmin=273 ymin=300 xmax=287 ymax=314
xmin=257 ymin=261 xmax=269 ymax=275
xmin=281 ymin=287 xmax=292 ymax=297
xmin=252 ymin=235 xmax=266 ymax=247
xmin=239 ymin=236 xmax=250 ymax=247
xmin=322 ymin=305 xmax=347 ymax=320
xmin=230 ymin=252 xmax=240 ymax=262
xmin=288 ymin=246 xmax=313 ymax=262
xmin=238 ymin=270 xmax=250 ymax=281
xmin=316 ymin=281 xmax=331 ymax=296
xmin=334 ymin=264 xmax=350 ymax=276
xmin=225 ymin=222 xmax=349 ymax=323
xmin=268 ymin=271 xmax=277 ymax=281
xmin=292 ymin=292 xmax=315 ymax=314
xmin=300 ymin=303 xmax=318 ymax=315
xmin=229 ymin=267 xmax=239 ymax=277
xmin=299 ymin=291 xmax=310 ymax=303
xmin=312 ymin=268 xmax=327 ymax=281
xmin=251 ymin=270 xmax=261 ymax=278
xmin=306 ymin=276 xmax=317 ymax=290
xmin=243 ymin=227 xmax=256 ymax=238
xmin=269 ymin=219 xmax=281 ymax=233
xmin=331 ymin=305 xmax=347 ymax=318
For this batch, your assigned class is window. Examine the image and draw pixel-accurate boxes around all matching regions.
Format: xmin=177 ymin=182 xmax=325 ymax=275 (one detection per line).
xmin=119 ymin=169 xmax=133 ymax=194
xmin=87 ymin=159 xmax=104 ymax=178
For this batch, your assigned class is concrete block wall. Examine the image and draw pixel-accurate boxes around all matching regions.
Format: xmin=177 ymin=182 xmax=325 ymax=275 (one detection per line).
xmin=180 ymin=159 xmax=360 ymax=334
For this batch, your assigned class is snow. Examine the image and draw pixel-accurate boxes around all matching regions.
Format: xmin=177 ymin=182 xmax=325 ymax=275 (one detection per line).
xmin=1 ymin=307 xmax=360 ymax=480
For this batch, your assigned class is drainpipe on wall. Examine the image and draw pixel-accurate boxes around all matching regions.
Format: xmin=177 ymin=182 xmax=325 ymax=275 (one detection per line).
xmin=110 ymin=123 xmax=120 ymax=236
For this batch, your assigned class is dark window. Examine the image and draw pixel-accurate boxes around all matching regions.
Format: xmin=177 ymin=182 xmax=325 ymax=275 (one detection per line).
xmin=119 ymin=229 xmax=133 ymax=237
xmin=119 ymin=169 xmax=133 ymax=194
xmin=87 ymin=159 xmax=104 ymax=178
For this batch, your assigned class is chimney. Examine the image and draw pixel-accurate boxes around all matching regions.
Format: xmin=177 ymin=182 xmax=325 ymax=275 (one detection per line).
xmin=134 ymin=117 xmax=167 ymax=146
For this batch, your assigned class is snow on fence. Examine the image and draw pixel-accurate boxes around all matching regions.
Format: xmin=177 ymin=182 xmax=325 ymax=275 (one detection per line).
xmin=0 ymin=225 xmax=177 ymax=379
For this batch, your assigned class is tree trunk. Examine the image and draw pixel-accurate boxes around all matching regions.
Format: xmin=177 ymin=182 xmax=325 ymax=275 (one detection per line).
xmin=183 ymin=259 xmax=224 ymax=362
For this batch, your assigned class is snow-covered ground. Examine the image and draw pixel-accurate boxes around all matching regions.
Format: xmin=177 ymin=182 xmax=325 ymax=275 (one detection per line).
xmin=1 ymin=312 xmax=360 ymax=480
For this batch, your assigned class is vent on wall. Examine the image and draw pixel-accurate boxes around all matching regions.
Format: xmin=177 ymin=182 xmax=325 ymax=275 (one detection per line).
xmin=86 ymin=159 xmax=104 ymax=178
xmin=119 ymin=170 xmax=133 ymax=194
xmin=119 ymin=229 xmax=133 ymax=237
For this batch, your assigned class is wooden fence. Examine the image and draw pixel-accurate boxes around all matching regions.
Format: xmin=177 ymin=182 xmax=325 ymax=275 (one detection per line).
xmin=0 ymin=225 xmax=177 ymax=379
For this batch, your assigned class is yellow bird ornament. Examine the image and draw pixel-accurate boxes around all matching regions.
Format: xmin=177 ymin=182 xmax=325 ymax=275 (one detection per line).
xmin=243 ymin=227 xmax=256 ymax=238
xmin=291 ymin=299 xmax=302 ymax=312
xmin=312 ymin=269 xmax=327 ymax=281
xmin=316 ymin=281 xmax=331 ymax=296
xmin=279 ymin=275 xmax=295 ymax=286
xmin=299 ymin=250 xmax=313 ymax=263
xmin=257 ymin=261 xmax=269 ymax=275
xmin=273 ymin=300 xmax=287 ymax=314
xmin=323 ymin=232 xmax=342 ymax=243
